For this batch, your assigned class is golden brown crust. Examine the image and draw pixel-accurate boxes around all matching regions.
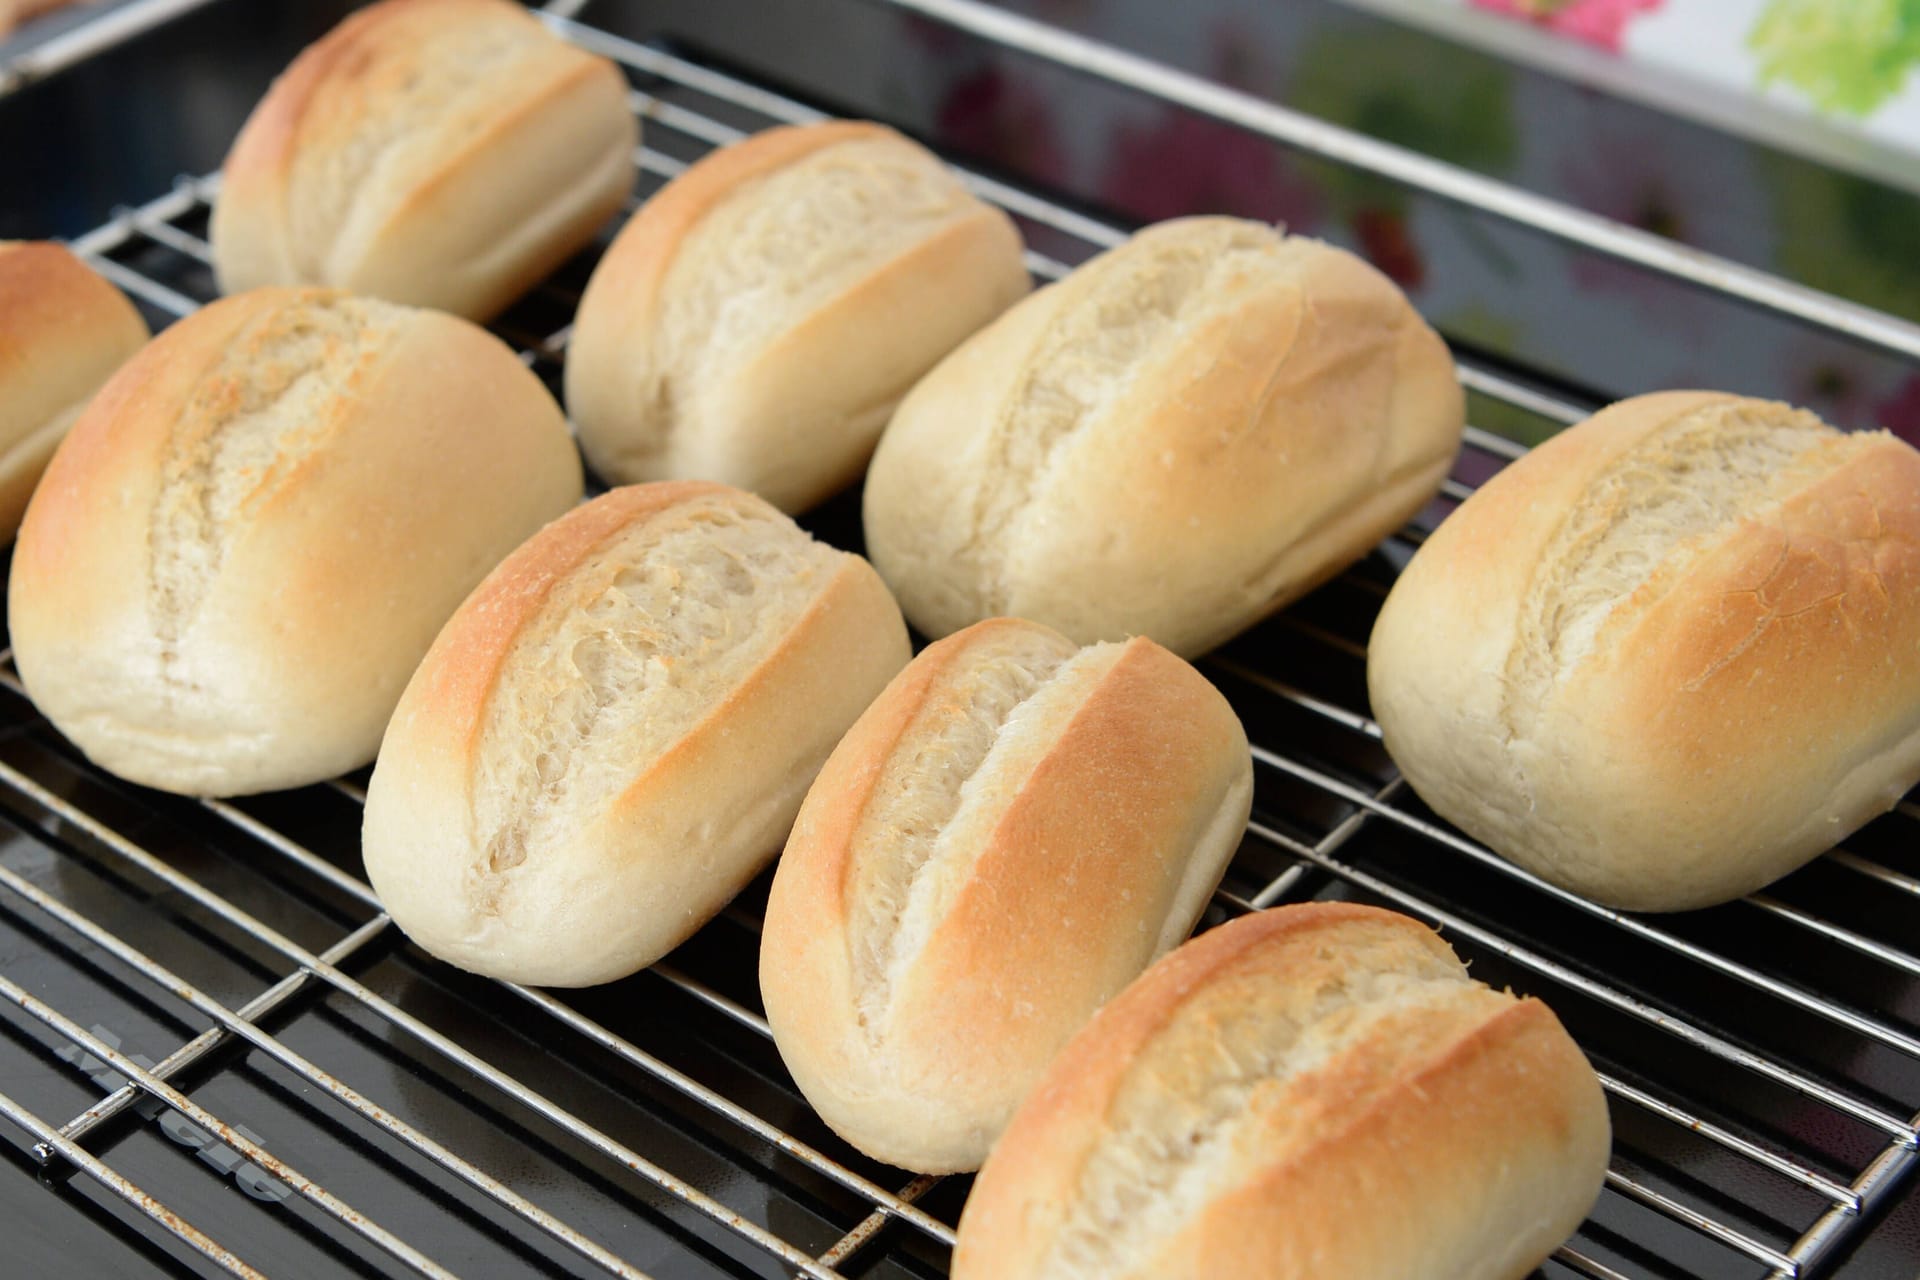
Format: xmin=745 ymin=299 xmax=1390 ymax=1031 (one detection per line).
xmin=12 ymin=290 xmax=255 ymax=598
xmin=953 ymin=905 xmax=1609 ymax=1280
xmin=1370 ymin=390 xmax=1920 ymax=910
xmin=9 ymin=286 xmax=582 ymax=796
xmin=364 ymin=481 xmax=912 ymax=987
xmin=212 ymin=0 xmax=635 ymax=318
xmin=0 ymin=242 xmax=144 ymax=375
xmin=863 ymin=217 xmax=1464 ymax=657
xmin=573 ymin=121 xmax=891 ymax=341
xmin=0 ymin=242 xmax=150 ymax=540
xmin=886 ymin=637 xmax=1247 ymax=1070
xmin=566 ymin=119 xmax=1028 ymax=511
xmin=220 ymin=0 xmax=534 ymax=195
xmin=404 ymin=482 xmax=730 ymax=754
xmin=761 ymin=618 xmax=1251 ymax=1172
xmin=1148 ymin=999 xmax=1602 ymax=1280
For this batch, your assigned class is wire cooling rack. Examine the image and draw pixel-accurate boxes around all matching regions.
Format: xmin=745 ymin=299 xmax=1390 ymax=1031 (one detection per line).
xmin=3 ymin=3 xmax=1920 ymax=1278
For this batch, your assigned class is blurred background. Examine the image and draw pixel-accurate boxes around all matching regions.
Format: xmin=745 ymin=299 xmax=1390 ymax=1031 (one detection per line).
xmin=8 ymin=0 xmax=1920 ymax=450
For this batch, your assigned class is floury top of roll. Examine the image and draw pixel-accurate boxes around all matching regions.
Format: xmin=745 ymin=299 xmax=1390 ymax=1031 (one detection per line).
xmin=761 ymin=617 xmax=1252 ymax=1173
xmin=362 ymin=483 xmax=911 ymax=989
xmin=0 ymin=242 xmax=149 ymax=543
xmin=566 ymin=120 xmax=1030 ymax=514
xmin=862 ymin=216 xmax=1465 ymax=658
xmin=952 ymin=904 xmax=1610 ymax=1280
xmin=1370 ymin=391 xmax=1920 ymax=912
xmin=211 ymin=0 xmax=636 ymax=321
xmin=9 ymin=287 xmax=583 ymax=797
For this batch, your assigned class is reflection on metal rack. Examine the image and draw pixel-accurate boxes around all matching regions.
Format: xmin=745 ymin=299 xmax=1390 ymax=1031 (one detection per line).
xmin=3 ymin=6 xmax=1917 ymax=1280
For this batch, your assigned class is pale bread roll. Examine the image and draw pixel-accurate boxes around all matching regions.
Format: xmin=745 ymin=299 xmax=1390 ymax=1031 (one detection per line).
xmin=1369 ymin=391 xmax=1920 ymax=911
xmin=761 ymin=618 xmax=1251 ymax=1172
xmin=953 ymin=903 xmax=1610 ymax=1280
xmin=565 ymin=121 xmax=1030 ymax=513
xmin=211 ymin=0 xmax=635 ymax=321
xmin=0 ymin=243 xmax=149 ymax=542
xmin=862 ymin=216 xmax=1464 ymax=657
xmin=9 ymin=287 xmax=582 ymax=797
xmin=362 ymin=482 xmax=911 ymax=988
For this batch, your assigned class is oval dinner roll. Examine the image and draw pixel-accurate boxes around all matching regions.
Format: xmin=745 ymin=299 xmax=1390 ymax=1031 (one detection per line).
xmin=862 ymin=216 xmax=1463 ymax=657
xmin=0 ymin=242 xmax=148 ymax=541
xmin=211 ymin=0 xmax=635 ymax=320
xmin=362 ymin=482 xmax=911 ymax=988
xmin=1369 ymin=391 xmax=1920 ymax=912
xmin=565 ymin=121 xmax=1030 ymax=513
xmin=761 ymin=618 xmax=1252 ymax=1173
xmin=953 ymin=903 xmax=1610 ymax=1280
xmin=9 ymin=287 xmax=582 ymax=797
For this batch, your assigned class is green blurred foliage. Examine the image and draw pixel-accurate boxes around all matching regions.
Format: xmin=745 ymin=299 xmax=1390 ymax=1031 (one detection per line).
xmin=1750 ymin=0 xmax=1920 ymax=115
xmin=1289 ymin=27 xmax=1518 ymax=213
xmin=1761 ymin=154 xmax=1920 ymax=323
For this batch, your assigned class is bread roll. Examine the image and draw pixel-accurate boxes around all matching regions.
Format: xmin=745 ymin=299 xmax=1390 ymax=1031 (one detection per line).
xmin=565 ymin=121 xmax=1030 ymax=513
xmin=1369 ymin=391 xmax=1920 ymax=911
xmin=953 ymin=903 xmax=1610 ymax=1280
xmin=9 ymin=287 xmax=582 ymax=797
xmin=862 ymin=217 xmax=1463 ymax=658
xmin=0 ymin=243 xmax=148 ymax=541
xmin=211 ymin=0 xmax=635 ymax=321
xmin=362 ymin=482 xmax=911 ymax=988
xmin=761 ymin=618 xmax=1251 ymax=1172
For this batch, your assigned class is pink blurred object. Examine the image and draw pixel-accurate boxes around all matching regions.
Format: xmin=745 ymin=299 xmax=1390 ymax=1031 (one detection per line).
xmin=1877 ymin=375 xmax=1920 ymax=440
xmin=935 ymin=67 xmax=1070 ymax=185
xmin=1099 ymin=110 xmax=1327 ymax=230
xmin=1468 ymin=0 xmax=1666 ymax=53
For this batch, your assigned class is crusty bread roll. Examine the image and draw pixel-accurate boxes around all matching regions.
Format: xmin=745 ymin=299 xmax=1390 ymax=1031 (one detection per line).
xmin=565 ymin=121 xmax=1030 ymax=513
xmin=362 ymin=482 xmax=911 ymax=988
xmin=0 ymin=243 xmax=149 ymax=542
xmin=953 ymin=903 xmax=1610 ymax=1280
xmin=9 ymin=287 xmax=582 ymax=797
xmin=1370 ymin=391 xmax=1920 ymax=912
xmin=862 ymin=216 xmax=1463 ymax=658
xmin=761 ymin=617 xmax=1251 ymax=1173
xmin=211 ymin=0 xmax=635 ymax=321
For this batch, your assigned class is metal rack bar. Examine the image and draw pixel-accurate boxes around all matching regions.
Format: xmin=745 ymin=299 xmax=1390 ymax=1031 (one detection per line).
xmin=1773 ymin=1140 xmax=1918 ymax=1280
xmin=0 ymin=859 xmax=657 ymax=1280
xmin=196 ymin=788 xmax=992 ymax=1260
xmin=185 ymin=786 xmax=956 ymax=1246
xmin=0 ymin=763 xmax=841 ymax=1280
xmin=1203 ymin=657 xmax=1382 ymax=739
xmin=1456 ymin=369 xmax=1590 ymax=427
xmin=0 ymin=0 xmax=223 ymax=97
xmin=1244 ymin=819 xmax=1899 ymax=1272
xmin=1254 ymin=745 xmax=1920 ymax=1064
xmin=1238 ymin=790 xmax=1866 ymax=1210
xmin=1247 ymin=779 xmax=1396 ymax=911
xmin=1749 ymin=895 xmax=1920 ymax=980
xmin=873 ymin=0 xmax=1920 ymax=363
xmin=20 ymin=18 xmax=1920 ymax=1277
xmin=1246 ymin=817 xmax=1912 ymax=1138
xmin=1592 ymin=1072 xmax=1857 ymax=1208
xmin=1214 ymin=643 xmax=1920 ymax=991
xmin=575 ymin=16 xmax=1592 ymax=448
xmin=52 ymin=912 xmax=393 ymax=1150
xmin=651 ymin=963 xmax=774 ymax=1039
xmin=1 ymin=974 xmax=463 ymax=1280
xmin=1553 ymin=1247 xmax=1635 ymax=1280
xmin=814 ymin=1174 xmax=942 ymax=1271
xmin=1826 ymin=851 xmax=1920 ymax=898
xmin=1601 ymin=1167 xmax=1796 ymax=1272
xmin=0 ymin=1085 xmax=269 ymax=1280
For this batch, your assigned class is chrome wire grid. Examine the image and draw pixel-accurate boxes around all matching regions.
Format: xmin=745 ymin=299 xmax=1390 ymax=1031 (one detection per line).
xmin=2 ymin=4 xmax=1919 ymax=1278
